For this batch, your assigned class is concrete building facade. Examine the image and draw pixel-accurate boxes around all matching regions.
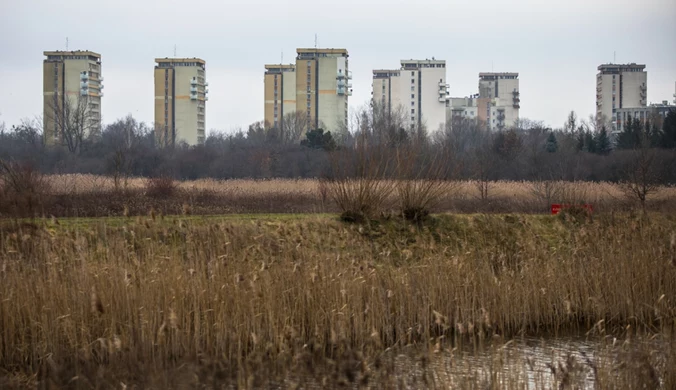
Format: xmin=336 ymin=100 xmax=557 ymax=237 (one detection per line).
xmin=371 ymin=59 xmax=449 ymax=132
xmin=43 ymin=50 xmax=103 ymax=145
xmin=477 ymin=73 xmax=520 ymax=131
xmin=154 ymin=58 xmax=208 ymax=146
xmin=596 ymin=63 xmax=647 ymax=130
xmin=447 ymin=72 xmax=519 ymax=131
xmin=264 ymin=64 xmax=296 ymax=128
xmin=614 ymin=101 xmax=676 ymax=133
xmin=295 ymin=48 xmax=350 ymax=133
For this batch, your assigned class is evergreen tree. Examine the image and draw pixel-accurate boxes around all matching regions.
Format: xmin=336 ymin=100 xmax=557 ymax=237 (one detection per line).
xmin=661 ymin=109 xmax=676 ymax=148
xmin=545 ymin=132 xmax=558 ymax=153
xmin=584 ymin=131 xmax=597 ymax=153
xmin=301 ymin=128 xmax=337 ymax=151
xmin=617 ymin=115 xmax=641 ymax=149
xmin=575 ymin=126 xmax=585 ymax=151
xmin=594 ymin=126 xmax=612 ymax=155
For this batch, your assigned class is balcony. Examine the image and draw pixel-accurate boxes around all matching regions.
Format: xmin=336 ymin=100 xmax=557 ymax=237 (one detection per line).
xmin=190 ymin=78 xmax=198 ymax=86
xmin=80 ymin=72 xmax=88 ymax=81
xmin=337 ymin=86 xmax=346 ymax=95
xmin=205 ymin=81 xmax=209 ymax=87
xmin=513 ymin=103 xmax=520 ymax=109
xmin=80 ymin=89 xmax=88 ymax=96
xmin=99 ymin=76 xmax=104 ymax=82
xmin=347 ymin=71 xmax=352 ymax=80
xmin=438 ymin=96 xmax=447 ymax=102
xmin=497 ymin=113 xmax=506 ymax=121
xmin=190 ymin=86 xmax=198 ymax=93
xmin=347 ymin=89 xmax=352 ymax=96
xmin=513 ymin=97 xmax=520 ymax=103
xmin=512 ymin=90 xmax=520 ymax=96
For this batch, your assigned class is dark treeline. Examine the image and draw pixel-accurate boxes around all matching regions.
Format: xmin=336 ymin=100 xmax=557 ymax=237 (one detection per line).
xmin=1 ymin=106 xmax=675 ymax=183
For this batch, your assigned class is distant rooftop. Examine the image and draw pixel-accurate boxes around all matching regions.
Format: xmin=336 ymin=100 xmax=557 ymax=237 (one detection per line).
xmin=44 ymin=50 xmax=100 ymax=58
xmin=372 ymin=69 xmax=401 ymax=78
xmin=265 ymin=64 xmax=296 ymax=74
xmin=479 ymin=72 xmax=519 ymax=78
xmin=155 ymin=57 xmax=206 ymax=65
xmin=296 ymin=48 xmax=348 ymax=56
xmin=598 ymin=63 xmax=646 ymax=72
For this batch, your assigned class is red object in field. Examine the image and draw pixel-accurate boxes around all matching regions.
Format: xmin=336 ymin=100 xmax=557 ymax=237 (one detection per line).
xmin=551 ymin=204 xmax=593 ymax=215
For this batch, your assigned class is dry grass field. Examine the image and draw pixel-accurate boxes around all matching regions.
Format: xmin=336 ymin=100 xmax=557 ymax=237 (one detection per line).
xmin=8 ymin=174 xmax=668 ymax=218
xmin=1 ymin=213 xmax=675 ymax=388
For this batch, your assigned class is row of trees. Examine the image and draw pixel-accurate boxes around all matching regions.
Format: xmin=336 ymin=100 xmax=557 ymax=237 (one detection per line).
xmin=1 ymin=103 xmax=675 ymax=185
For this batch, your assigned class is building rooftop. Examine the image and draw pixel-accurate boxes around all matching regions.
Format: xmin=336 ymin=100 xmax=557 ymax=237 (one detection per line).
xmin=372 ymin=69 xmax=400 ymax=78
xmin=44 ymin=50 xmax=101 ymax=58
xmin=401 ymin=58 xmax=446 ymax=65
xmin=597 ymin=63 xmax=646 ymax=72
xmin=296 ymin=48 xmax=348 ymax=55
xmin=155 ymin=57 xmax=206 ymax=65
xmin=479 ymin=72 xmax=519 ymax=78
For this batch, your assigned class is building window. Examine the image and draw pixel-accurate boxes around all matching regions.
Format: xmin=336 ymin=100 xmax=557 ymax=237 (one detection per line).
xmin=411 ymin=79 xmax=415 ymax=84
xmin=411 ymin=94 xmax=415 ymax=98
xmin=411 ymin=71 xmax=415 ymax=76
xmin=411 ymin=109 xmax=415 ymax=114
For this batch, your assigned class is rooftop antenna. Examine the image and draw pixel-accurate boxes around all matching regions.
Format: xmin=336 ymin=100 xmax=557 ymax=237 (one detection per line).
xmin=314 ymin=34 xmax=318 ymax=49
xmin=492 ymin=61 xmax=494 ymax=72
xmin=66 ymin=37 xmax=69 ymax=51
xmin=281 ymin=51 xmax=283 ymax=65
xmin=174 ymin=44 xmax=177 ymax=57
xmin=613 ymin=51 xmax=616 ymax=63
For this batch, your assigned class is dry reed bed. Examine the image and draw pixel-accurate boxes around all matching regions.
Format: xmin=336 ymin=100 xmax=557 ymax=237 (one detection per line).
xmin=0 ymin=214 xmax=675 ymax=387
xmin=43 ymin=174 xmax=676 ymax=213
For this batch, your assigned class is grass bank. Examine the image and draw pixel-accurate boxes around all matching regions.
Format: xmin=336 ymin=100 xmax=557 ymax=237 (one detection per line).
xmin=1 ymin=213 xmax=675 ymax=387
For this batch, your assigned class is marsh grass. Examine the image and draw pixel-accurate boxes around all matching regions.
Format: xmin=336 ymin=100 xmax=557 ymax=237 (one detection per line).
xmin=0 ymin=213 xmax=674 ymax=387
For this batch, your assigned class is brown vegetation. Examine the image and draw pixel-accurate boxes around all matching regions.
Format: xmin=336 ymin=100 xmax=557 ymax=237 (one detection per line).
xmin=0 ymin=214 xmax=674 ymax=387
xmin=1 ymin=174 xmax=671 ymax=218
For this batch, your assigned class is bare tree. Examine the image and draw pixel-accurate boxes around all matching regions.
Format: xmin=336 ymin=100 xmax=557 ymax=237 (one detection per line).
xmin=45 ymin=94 xmax=99 ymax=153
xmin=279 ymin=111 xmax=310 ymax=145
xmin=104 ymin=115 xmax=148 ymax=190
xmin=621 ymin=135 xmax=660 ymax=214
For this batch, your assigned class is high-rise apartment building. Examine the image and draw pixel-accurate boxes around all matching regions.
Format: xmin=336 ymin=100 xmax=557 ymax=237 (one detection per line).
xmin=477 ymin=72 xmax=520 ymax=131
xmin=154 ymin=58 xmax=208 ymax=146
xmin=264 ymin=64 xmax=296 ymax=128
xmin=596 ymin=63 xmax=647 ymax=130
xmin=447 ymin=72 xmax=520 ymax=131
xmin=43 ymin=50 xmax=103 ymax=145
xmin=371 ymin=59 xmax=449 ymax=132
xmin=295 ymin=48 xmax=350 ymax=132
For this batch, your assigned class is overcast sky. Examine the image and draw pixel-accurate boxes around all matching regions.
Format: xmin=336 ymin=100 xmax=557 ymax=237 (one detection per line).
xmin=1 ymin=0 xmax=675 ymax=132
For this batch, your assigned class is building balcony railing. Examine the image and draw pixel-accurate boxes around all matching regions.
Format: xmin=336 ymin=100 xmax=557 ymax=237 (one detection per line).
xmin=513 ymin=97 xmax=520 ymax=103
xmin=190 ymin=86 xmax=198 ymax=92
xmin=512 ymin=90 xmax=520 ymax=96
xmin=497 ymin=114 xmax=506 ymax=121
xmin=513 ymin=104 xmax=520 ymax=109
xmin=80 ymin=72 xmax=88 ymax=81
xmin=190 ymin=78 xmax=198 ymax=85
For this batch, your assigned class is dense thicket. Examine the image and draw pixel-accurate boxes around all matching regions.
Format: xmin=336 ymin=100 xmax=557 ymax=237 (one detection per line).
xmin=1 ymin=108 xmax=675 ymax=183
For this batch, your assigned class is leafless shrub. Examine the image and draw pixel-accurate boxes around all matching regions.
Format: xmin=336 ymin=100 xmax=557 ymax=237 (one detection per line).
xmin=530 ymin=180 xmax=564 ymax=211
xmin=325 ymin=143 xmax=395 ymax=223
xmin=395 ymin=142 xmax=460 ymax=223
xmin=145 ymin=176 xmax=176 ymax=199
xmin=0 ymin=159 xmax=51 ymax=217
xmin=620 ymin=146 xmax=660 ymax=214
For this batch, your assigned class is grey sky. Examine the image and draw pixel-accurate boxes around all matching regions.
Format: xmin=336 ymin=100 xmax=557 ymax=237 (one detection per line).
xmin=1 ymin=0 xmax=675 ymax=132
